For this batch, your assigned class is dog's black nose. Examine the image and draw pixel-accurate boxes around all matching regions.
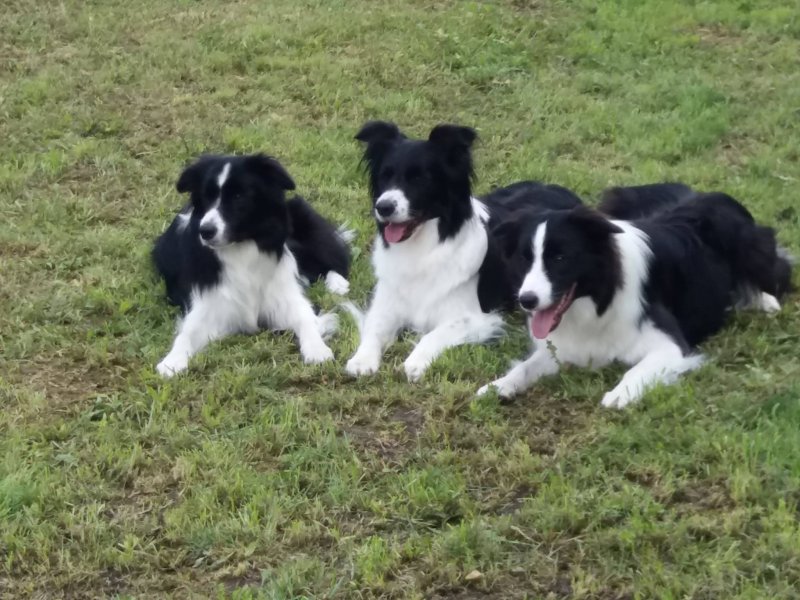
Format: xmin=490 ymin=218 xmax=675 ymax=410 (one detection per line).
xmin=375 ymin=200 xmax=395 ymax=218
xmin=199 ymin=224 xmax=217 ymax=241
xmin=519 ymin=293 xmax=539 ymax=311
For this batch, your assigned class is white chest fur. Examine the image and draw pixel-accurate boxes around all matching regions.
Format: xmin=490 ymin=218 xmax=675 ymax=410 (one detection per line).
xmin=195 ymin=241 xmax=299 ymax=331
xmin=542 ymin=223 xmax=656 ymax=367
xmin=371 ymin=199 xmax=490 ymax=332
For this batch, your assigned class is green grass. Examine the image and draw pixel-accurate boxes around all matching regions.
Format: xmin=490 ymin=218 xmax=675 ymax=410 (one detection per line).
xmin=1 ymin=0 xmax=799 ymax=597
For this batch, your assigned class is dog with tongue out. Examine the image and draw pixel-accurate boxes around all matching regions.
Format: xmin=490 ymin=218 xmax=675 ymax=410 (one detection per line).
xmin=344 ymin=120 xmax=584 ymax=382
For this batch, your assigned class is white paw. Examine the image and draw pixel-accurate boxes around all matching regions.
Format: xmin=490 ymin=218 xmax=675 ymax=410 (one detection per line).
xmin=302 ymin=342 xmax=334 ymax=364
xmin=317 ymin=312 xmax=339 ymax=339
xmin=403 ymin=355 xmax=430 ymax=382
xmin=325 ymin=271 xmax=350 ymax=295
xmin=476 ymin=377 xmax=516 ymax=399
xmin=345 ymin=353 xmax=379 ymax=376
xmin=157 ymin=354 xmax=188 ymax=378
xmin=759 ymin=292 xmax=781 ymax=314
xmin=601 ymin=385 xmax=640 ymax=409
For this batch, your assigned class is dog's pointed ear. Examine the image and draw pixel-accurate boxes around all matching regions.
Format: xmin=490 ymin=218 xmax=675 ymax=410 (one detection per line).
xmin=176 ymin=156 xmax=216 ymax=194
xmin=428 ymin=124 xmax=477 ymax=152
xmin=567 ymin=206 xmax=623 ymax=238
xmin=491 ymin=218 xmax=523 ymax=258
xmin=355 ymin=120 xmax=402 ymax=145
xmin=246 ymin=154 xmax=296 ymax=191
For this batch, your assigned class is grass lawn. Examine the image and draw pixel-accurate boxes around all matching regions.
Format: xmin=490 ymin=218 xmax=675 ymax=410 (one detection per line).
xmin=2 ymin=0 xmax=800 ymax=597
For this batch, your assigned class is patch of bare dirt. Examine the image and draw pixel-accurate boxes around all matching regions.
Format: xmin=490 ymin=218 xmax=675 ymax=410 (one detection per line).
xmin=342 ymin=406 xmax=425 ymax=464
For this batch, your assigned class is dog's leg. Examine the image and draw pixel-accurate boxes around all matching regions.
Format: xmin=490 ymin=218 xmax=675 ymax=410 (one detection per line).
xmin=269 ymin=282 xmax=335 ymax=364
xmin=157 ymin=296 xmax=240 ymax=377
xmin=345 ymin=288 xmax=402 ymax=376
xmin=476 ymin=347 xmax=559 ymax=399
xmin=601 ymin=342 xmax=704 ymax=409
xmin=403 ymin=313 xmax=505 ymax=381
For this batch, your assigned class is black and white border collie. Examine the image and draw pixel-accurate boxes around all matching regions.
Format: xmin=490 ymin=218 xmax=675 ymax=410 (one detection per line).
xmin=152 ymin=153 xmax=351 ymax=377
xmin=478 ymin=183 xmax=792 ymax=408
xmin=345 ymin=121 xmax=582 ymax=381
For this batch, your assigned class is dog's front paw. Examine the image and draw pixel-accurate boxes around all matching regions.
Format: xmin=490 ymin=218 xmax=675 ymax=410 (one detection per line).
xmin=403 ymin=355 xmax=430 ymax=382
xmin=345 ymin=352 xmax=379 ymax=376
xmin=476 ymin=377 xmax=517 ymax=399
xmin=157 ymin=354 xmax=188 ymax=378
xmin=302 ymin=342 xmax=334 ymax=365
xmin=601 ymin=385 xmax=640 ymax=409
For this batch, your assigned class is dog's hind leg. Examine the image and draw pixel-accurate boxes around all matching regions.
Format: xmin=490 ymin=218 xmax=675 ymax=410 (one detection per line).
xmin=403 ymin=312 xmax=505 ymax=382
xmin=601 ymin=338 xmax=704 ymax=409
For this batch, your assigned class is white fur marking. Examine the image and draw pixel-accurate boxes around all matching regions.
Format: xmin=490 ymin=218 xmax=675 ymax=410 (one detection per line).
xmin=758 ymin=292 xmax=781 ymax=313
xmin=478 ymin=221 xmax=709 ymax=408
xmin=375 ymin=189 xmax=411 ymax=221
xmin=347 ymin=197 xmax=503 ymax=381
xmin=157 ymin=242 xmax=334 ymax=376
xmin=217 ymin=162 xmax=231 ymax=187
xmin=519 ymin=222 xmax=552 ymax=307
xmin=325 ymin=271 xmax=350 ymax=295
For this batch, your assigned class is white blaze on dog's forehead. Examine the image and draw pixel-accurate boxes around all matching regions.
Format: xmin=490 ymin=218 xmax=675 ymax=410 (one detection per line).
xmin=216 ymin=162 xmax=231 ymax=189
xmin=519 ymin=221 xmax=553 ymax=307
xmin=375 ymin=188 xmax=411 ymax=220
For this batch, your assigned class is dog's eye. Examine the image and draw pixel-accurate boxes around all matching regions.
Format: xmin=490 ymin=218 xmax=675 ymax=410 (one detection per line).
xmin=554 ymin=254 xmax=565 ymax=262
xmin=380 ymin=168 xmax=394 ymax=181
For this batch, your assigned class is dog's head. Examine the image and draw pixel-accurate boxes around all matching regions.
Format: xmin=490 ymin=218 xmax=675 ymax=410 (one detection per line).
xmin=175 ymin=154 xmax=295 ymax=253
xmin=493 ymin=207 xmax=622 ymax=339
xmin=355 ymin=121 xmax=477 ymax=244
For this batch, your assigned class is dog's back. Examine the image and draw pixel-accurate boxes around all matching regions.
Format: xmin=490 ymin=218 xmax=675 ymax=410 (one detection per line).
xmin=631 ymin=189 xmax=792 ymax=346
xmin=600 ymin=182 xmax=694 ymax=220
xmin=286 ymin=196 xmax=350 ymax=283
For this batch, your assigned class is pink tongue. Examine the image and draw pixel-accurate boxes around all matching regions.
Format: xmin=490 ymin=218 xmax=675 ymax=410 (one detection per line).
xmin=384 ymin=223 xmax=409 ymax=244
xmin=531 ymin=307 xmax=559 ymax=339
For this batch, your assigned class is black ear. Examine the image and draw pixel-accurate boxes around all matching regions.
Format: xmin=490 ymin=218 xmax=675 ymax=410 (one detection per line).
xmin=355 ymin=120 xmax=403 ymax=145
xmin=428 ymin=124 xmax=477 ymax=151
xmin=245 ymin=154 xmax=296 ymax=191
xmin=567 ymin=206 xmax=623 ymax=238
xmin=491 ymin=218 xmax=523 ymax=258
xmin=176 ymin=156 xmax=216 ymax=194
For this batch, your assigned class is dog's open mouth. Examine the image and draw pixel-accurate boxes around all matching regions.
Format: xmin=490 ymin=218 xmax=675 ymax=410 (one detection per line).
xmin=383 ymin=220 xmax=420 ymax=244
xmin=530 ymin=283 xmax=577 ymax=339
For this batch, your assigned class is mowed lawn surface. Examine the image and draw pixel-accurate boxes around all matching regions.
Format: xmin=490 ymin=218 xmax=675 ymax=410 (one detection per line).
xmin=1 ymin=0 xmax=799 ymax=597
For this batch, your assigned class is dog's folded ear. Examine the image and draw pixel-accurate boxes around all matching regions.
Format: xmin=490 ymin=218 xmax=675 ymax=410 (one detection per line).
xmin=246 ymin=154 xmax=296 ymax=191
xmin=176 ymin=155 xmax=217 ymax=194
xmin=355 ymin=120 xmax=402 ymax=144
xmin=567 ymin=206 xmax=623 ymax=238
xmin=428 ymin=124 xmax=477 ymax=151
